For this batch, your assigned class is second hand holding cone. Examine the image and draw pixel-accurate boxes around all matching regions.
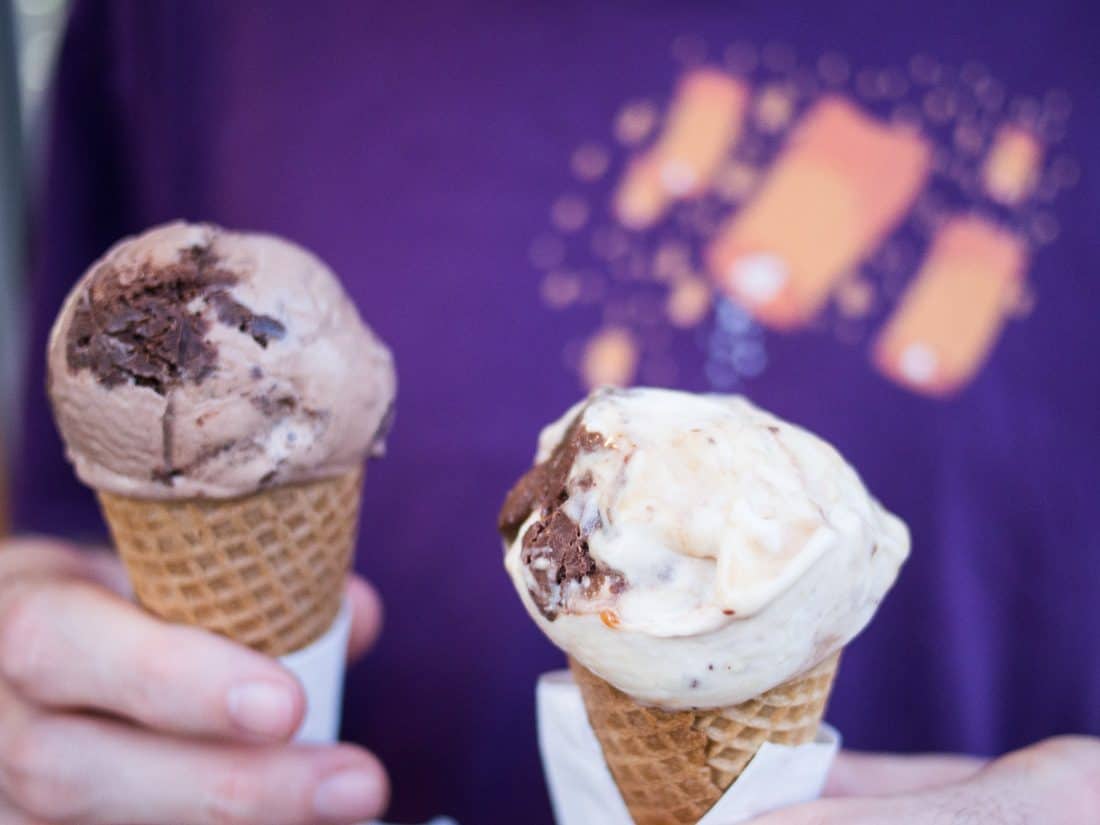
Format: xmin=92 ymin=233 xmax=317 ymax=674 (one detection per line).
xmin=48 ymin=222 xmax=396 ymax=655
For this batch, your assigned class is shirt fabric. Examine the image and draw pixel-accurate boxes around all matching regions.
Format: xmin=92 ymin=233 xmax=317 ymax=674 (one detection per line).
xmin=14 ymin=2 xmax=1100 ymax=823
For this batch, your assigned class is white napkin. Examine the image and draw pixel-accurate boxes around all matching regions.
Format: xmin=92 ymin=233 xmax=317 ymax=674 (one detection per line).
xmin=537 ymin=670 xmax=840 ymax=825
xmin=280 ymin=598 xmax=352 ymax=743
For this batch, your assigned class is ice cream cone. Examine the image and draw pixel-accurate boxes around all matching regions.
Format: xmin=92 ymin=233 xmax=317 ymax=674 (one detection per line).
xmin=569 ymin=652 xmax=840 ymax=825
xmin=502 ymin=389 xmax=906 ymax=822
xmin=97 ymin=469 xmax=363 ymax=656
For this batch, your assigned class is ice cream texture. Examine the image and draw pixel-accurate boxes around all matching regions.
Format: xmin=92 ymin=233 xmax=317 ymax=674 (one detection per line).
xmin=500 ymin=387 xmax=909 ymax=709
xmin=48 ymin=222 xmax=396 ymax=498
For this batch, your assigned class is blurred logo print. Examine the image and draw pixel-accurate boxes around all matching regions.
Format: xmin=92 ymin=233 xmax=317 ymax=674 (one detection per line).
xmin=532 ymin=38 xmax=1077 ymax=398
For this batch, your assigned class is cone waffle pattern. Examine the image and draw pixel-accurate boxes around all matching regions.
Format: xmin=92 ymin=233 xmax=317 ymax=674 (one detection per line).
xmin=98 ymin=470 xmax=363 ymax=656
xmin=570 ymin=652 xmax=840 ymax=825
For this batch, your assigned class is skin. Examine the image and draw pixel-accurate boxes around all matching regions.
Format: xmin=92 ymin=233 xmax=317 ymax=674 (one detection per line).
xmin=742 ymin=730 xmax=1100 ymax=824
xmin=1 ymin=539 xmax=1098 ymax=824
xmin=0 ymin=537 xmax=388 ymax=825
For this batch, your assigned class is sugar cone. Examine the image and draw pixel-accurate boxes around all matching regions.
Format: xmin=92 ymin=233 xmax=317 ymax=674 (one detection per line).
xmin=569 ymin=652 xmax=840 ymax=825
xmin=97 ymin=469 xmax=363 ymax=656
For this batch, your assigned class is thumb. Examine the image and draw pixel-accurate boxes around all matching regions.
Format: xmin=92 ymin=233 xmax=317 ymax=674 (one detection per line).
xmin=744 ymin=789 xmax=990 ymax=825
xmin=825 ymin=749 xmax=986 ymax=796
xmin=743 ymin=796 xmax=902 ymax=825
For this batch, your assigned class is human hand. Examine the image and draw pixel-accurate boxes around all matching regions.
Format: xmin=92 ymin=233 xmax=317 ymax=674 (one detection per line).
xmin=0 ymin=536 xmax=388 ymax=824
xmin=749 ymin=737 xmax=1100 ymax=824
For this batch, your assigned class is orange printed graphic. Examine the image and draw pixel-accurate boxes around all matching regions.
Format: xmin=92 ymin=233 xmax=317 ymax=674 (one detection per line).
xmin=982 ymin=126 xmax=1042 ymax=206
xmin=581 ymin=327 xmax=639 ymax=388
xmin=614 ymin=69 xmax=749 ymax=229
xmin=666 ymin=276 xmax=713 ymax=328
xmin=873 ymin=216 xmax=1026 ymax=397
xmin=544 ymin=46 xmax=1077 ymax=399
xmin=706 ymin=96 xmax=931 ymax=330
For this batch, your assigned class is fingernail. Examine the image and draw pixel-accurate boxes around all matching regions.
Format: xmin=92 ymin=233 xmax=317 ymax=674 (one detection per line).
xmin=313 ymin=770 xmax=382 ymax=820
xmin=226 ymin=681 xmax=297 ymax=738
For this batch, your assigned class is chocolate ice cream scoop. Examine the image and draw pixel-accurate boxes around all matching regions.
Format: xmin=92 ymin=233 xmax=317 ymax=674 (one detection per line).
xmin=48 ymin=222 xmax=396 ymax=498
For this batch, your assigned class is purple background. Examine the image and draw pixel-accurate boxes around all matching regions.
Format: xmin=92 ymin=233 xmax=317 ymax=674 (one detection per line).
xmin=14 ymin=2 xmax=1100 ymax=823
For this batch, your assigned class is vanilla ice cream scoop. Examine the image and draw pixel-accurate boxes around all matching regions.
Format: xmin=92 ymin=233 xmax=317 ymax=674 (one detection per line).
xmin=48 ymin=222 xmax=396 ymax=498
xmin=500 ymin=387 xmax=909 ymax=709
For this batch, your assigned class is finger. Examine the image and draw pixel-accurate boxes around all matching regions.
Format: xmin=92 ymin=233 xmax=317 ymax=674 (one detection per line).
xmin=990 ymin=736 xmax=1100 ymax=822
xmin=750 ymin=743 xmax=1073 ymax=825
xmin=746 ymin=790 xmax=997 ymax=825
xmin=0 ymin=710 xmax=388 ymax=825
xmin=0 ymin=795 xmax=42 ymax=825
xmin=824 ymin=749 xmax=986 ymax=797
xmin=744 ymin=796 xmax=891 ymax=824
xmin=81 ymin=549 xmax=133 ymax=598
xmin=0 ymin=537 xmax=99 ymax=581
xmin=345 ymin=575 xmax=383 ymax=663
xmin=0 ymin=578 xmax=305 ymax=742
xmin=0 ymin=682 xmax=52 ymax=824
xmin=0 ymin=537 xmax=130 ymax=600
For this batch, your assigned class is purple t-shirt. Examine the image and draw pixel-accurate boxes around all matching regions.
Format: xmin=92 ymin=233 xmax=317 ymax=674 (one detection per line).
xmin=16 ymin=2 xmax=1099 ymax=823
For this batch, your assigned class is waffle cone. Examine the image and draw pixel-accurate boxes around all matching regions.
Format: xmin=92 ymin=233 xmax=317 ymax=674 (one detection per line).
xmin=569 ymin=652 xmax=840 ymax=825
xmin=98 ymin=469 xmax=363 ymax=656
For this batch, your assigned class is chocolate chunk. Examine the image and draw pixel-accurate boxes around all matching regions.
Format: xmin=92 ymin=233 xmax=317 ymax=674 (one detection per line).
xmin=252 ymin=393 xmax=298 ymax=417
xmin=154 ymin=438 xmax=240 ymax=486
xmin=498 ymin=417 xmax=604 ymax=544
xmin=159 ymin=397 xmax=176 ymax=482
xmin=523 ymin=511 xmax=589 ymax=578
xmin=66 ymin=240 xmax=284 ymax=393
xmin=498 ymin=415 xmax=625 ymax=620
xmin=151 ymin=467 xmax=183 ymax=484
xmin=209 ymin=291 xmax=285 ymax=348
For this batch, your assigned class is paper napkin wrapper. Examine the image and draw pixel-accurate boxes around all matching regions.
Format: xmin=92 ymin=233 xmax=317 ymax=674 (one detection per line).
xmin=280 ymin=598 xmax=352 ymax=743
xmin=537 ymin=670 xmax=841 ymax=825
